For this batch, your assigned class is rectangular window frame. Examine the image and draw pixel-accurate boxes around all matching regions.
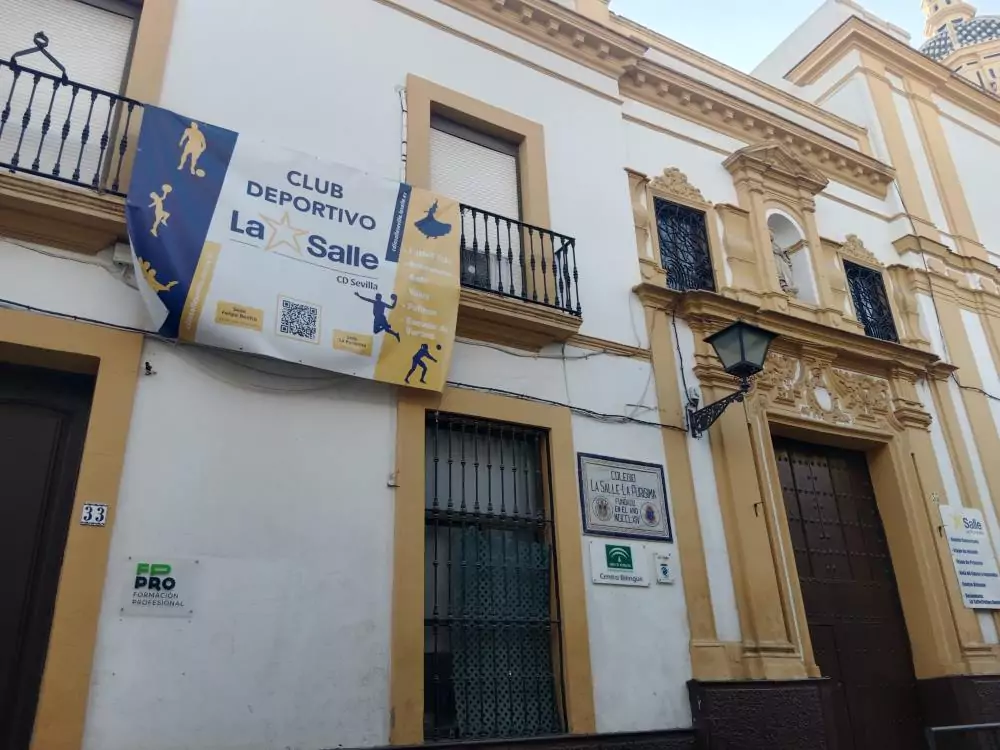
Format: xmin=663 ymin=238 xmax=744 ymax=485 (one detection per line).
xmin=843 ymin=259 xmax=900 ymax=343
xmin=391 ymin=388 xmax=594 ymax=745
xmin=429 ymin=113 xmax=525 ymax=294
xmin=653 ymin=196 xmax=717 ymax=293
xmin=422 ymin=412 xmax=566 ymax=741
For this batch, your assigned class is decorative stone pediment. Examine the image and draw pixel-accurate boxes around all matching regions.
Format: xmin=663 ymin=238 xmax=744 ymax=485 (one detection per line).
xmin=650 ymin=167 xmax=708 ymax=205
xmin=724 ymin=142 xmax=830 ymax=196
xmin=840 ymin=234 xmax=882 ymax=267
xmin=754 ymin=351 xmax=897 ymax=429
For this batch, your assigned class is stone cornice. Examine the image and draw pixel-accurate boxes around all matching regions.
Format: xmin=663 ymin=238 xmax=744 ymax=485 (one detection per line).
xmin=621 ymin=58 xmax=895 ymax=198
xmin=0 ymin=172 xmax=125 ymax=254
xmin=633 ymin=283 xmax=944 ymax=376
xmin=609 ymin=12 xmax=872 ymax=148
xmin=434 ymin=0 xmax=648 ymax=77
xmin=788 ymin=17 xmax=1000 ymax=128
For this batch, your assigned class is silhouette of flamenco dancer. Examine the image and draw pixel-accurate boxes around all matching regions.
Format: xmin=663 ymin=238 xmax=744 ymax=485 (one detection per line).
xmin=414 ymin=201 xmax=452 ymax=239
xmin=355 ymin=291 xmax=401 ymax=341
xmin=406 ymin=343 xmax=440 ymax=384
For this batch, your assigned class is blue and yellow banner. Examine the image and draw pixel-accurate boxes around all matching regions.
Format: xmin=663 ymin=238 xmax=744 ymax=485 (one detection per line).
xmin=125 ymin=106 xmax=460 ymax=391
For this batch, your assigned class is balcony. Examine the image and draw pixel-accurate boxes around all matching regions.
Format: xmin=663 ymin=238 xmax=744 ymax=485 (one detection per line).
xmin=455 ymin=205 xmax=582 ymax=348
xmin=0 ymin=45 xmax=138 ymax=252
xmin=1 ymin=48 xmax=583 ymax=348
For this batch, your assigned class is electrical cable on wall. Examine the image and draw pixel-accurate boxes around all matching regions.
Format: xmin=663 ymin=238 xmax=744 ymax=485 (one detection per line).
xmin=889 ymin=180 xmax=1000 ymax=404
xmin=0 ymin=294 xmax=687 ymax=430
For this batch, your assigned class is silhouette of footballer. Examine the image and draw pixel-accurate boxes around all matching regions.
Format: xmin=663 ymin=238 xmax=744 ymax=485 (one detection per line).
xmin=406 ymin=343 xmax=441 ymax=385
xmin=354 ymin=291 xmax=400 ymax=341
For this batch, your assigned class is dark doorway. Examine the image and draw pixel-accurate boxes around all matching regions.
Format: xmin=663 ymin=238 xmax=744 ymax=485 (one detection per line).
xmin=774 ymin=438 xmax=924 ymax=750
xmin=0 ymin=362 xmax=94 ymax=750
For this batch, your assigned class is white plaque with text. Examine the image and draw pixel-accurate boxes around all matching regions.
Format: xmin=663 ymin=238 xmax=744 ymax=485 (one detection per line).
xmin=940 ymin=505 xmax=1000 ymax=609
xmin=578 ymin=453 xmax=671 ymax=541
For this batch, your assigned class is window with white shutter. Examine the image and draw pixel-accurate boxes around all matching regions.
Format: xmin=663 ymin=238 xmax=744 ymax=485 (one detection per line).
xmin=429 ymin=116 xmax=522 ymax=294
xmin=1 ymin=0 xmax=137 ymax=186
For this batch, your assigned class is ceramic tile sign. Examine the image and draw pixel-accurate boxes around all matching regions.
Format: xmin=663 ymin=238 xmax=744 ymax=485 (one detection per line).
xmin=589 ymin=540 xmax=650 ymax=587
xmin=121 ymin=558 xmax=199 ymax=617
xmin=940 ymin=505 xmax=1000 ymax=609
xmin=578 ymin=453 xmax=671 ymax=541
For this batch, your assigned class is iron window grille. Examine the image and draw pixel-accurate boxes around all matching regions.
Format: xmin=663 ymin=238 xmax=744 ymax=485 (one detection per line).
xmin=424 ymin=413 xmax=565 ymax=742
xmin=843 ymin=261 xmax=899 ymax=343
xmin=653 ymin=197 xmax=715 ymax=292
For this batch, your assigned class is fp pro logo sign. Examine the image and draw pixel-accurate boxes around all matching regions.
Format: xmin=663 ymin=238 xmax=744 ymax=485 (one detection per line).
xmin=134 ymin=562 xmax=176 ymax=591
xmin=605 ymin=545 xmax=633 ymax=570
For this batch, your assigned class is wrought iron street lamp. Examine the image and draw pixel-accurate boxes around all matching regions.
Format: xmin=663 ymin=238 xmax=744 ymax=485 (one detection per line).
xmin=687 ymin=321 xmax=778 ymax=438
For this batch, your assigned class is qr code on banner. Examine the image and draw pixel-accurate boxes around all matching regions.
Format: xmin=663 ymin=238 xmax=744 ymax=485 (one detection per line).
xmin=277 ymin=296 xmax=321 ymax=344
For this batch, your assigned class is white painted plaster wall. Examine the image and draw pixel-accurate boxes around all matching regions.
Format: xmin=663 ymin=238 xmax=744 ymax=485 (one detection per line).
xmin=753 ymin=0 xmax=858 ymax=89
xmin=892 ymin=90 xmax=952 ymax=236
xmin=623 ymin=101 xmax=748 ymax=163
xmin=573 ymin=415 xmax=693 ymax=733
xmin=800 ymin=50 xmax=864 ymax=106
xmin=914 ymin=379 xmax=999 ymax=645
xmin=753 ymin=0 xmax=907 ymax=90
xmin=814 ymin=194 xmax=899 ymax=266
xmin=622 ymin=113 xmax=740 ymax=206
xmin=83 ymin=340 xmax=398 ymax=750
xmin=940 ymin=115 xmax=1000 ymax=257
xmin=670 ymin=317 xmax=742 ymax=644
xmin=1 ymin=222 xmax=693 ymax=744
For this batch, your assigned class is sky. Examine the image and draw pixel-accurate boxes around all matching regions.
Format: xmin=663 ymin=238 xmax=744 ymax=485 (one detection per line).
xmin=608 ymin=0 xmax=993 ymax=72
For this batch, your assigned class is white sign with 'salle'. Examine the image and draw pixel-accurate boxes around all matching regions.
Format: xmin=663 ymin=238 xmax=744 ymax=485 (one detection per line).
xmin=939 ymin=505 xmax=1000 ymax=610
xmin=589 ymin=540 xmax=650 ymax=587
xmin=121 ymin=557 xmax=200 ymax=618
xmin=578 ymin=453 xmax=671 ymax=542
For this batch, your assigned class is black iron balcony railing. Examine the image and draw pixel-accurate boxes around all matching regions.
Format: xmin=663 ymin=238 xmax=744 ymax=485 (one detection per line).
xmin=1 ymin=45 xmax=142 ymax=196
xmin=458 ymin=204 xmax=581 ymax=316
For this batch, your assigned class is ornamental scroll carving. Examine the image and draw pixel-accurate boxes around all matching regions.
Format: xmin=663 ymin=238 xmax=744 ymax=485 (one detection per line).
xmin=651 ymin=167 xmax=707 ymax=204
xmin=754 ymin=352 xmax=893 ymax=427
xmin=840 ymin=234 xmax=881 ymax=267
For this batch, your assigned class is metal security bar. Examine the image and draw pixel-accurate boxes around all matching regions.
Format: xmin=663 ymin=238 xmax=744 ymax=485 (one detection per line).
xmin=844 ymin=260 xmax=899 ymax=343
xmin=926 ymin=722 xmax=1000 ymax=749
xmin=458 ymin=205 xmax=581 ymax=316
xmin=1 ymin=45 xmax=142 ymax=196
xmin=424 ymin=413 xmax=565 ymax=742
xmin=654 ymin=197 xmax=715 ymax=292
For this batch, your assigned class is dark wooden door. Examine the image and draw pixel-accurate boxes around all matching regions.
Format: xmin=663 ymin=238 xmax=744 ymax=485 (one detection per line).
xmin=0 ymin=362 xmax=94 ymax=750
xmin=774 ymin=438 xmax=924 ymax=750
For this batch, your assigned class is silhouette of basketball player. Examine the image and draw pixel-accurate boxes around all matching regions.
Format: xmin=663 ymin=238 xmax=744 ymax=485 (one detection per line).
xmin=355 ymin=291 xmax=400 ymax=341
xmin=405 ymin=343 xmax=440 ymax=384
xmin=138 ymin=258 xmax=177 ymax=294
xmin=149 ymin=184 xmax=172 ymax=237
xmin=178 ymin=121 xmax=207 ymax=177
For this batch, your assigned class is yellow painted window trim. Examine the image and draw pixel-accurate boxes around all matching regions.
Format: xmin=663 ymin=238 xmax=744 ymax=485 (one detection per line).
xmin=390 ymin=387 xmax=595 ymax=745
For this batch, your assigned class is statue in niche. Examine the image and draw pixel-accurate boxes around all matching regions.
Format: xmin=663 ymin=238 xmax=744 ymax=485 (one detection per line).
xmin=770 ymin=229 xmax=799 ymax=298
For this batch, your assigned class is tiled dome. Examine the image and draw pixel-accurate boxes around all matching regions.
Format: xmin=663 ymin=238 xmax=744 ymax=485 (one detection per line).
xmin=920 ymin=16 xmax=1000 ymax=61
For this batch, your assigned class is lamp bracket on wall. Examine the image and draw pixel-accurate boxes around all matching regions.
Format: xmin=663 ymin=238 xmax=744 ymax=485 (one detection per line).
xmin=687 ymin=377 xmax=752 ymax=439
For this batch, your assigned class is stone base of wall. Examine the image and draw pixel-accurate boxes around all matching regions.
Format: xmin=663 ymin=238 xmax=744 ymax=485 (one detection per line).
xmin=919 ymin=674 xmax=1000 ymax=728
xmin=688 ymin=678 xmax=838 ymax=749
xmin=358 ymin=729 xmax=697 ymax=750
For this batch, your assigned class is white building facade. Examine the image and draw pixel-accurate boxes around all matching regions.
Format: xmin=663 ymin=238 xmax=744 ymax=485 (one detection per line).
xmin=1 ymin=1 xmax=1000 ymax=749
